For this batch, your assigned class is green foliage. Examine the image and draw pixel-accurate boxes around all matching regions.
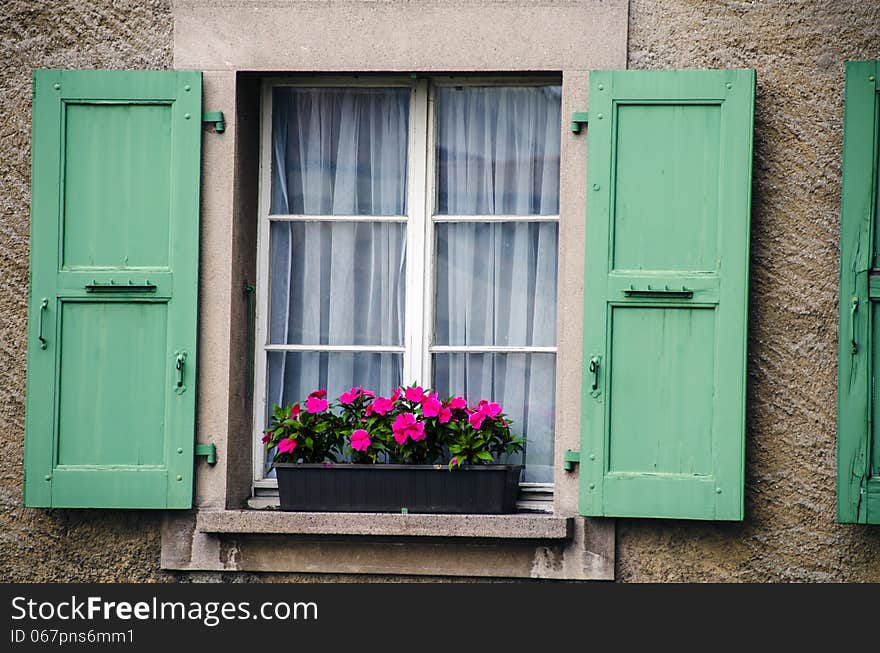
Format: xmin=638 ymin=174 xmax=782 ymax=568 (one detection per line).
xmin=263 ymin=392 xmax=344 ymax=465
xmin=264 ymin=383 xmax=525 ymax=469
xmin=446 ymin=412 xmax=524 ymax=469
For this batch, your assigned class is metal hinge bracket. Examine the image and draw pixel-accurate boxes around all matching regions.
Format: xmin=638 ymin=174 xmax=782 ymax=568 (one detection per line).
xmin=195 ymin=443 xmax=217 ymax=465
xmin=202 ymin=111 xmax=226 ymax=133
xmin=563 ymin=449 xmax=580 ymax=471
xmin=571 ymin=111 xmax=589 ymax=134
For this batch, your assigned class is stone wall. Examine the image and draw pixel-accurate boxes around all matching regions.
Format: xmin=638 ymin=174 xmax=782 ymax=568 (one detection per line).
xmin=619 ymin=0 xmax=880 ymax=581
xmin=0 ymin=0 xmax=174 ymax=583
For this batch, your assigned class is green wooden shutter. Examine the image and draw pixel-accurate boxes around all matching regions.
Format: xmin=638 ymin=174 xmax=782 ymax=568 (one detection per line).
xmin=580 ymin=69 xmax=755 ymax=521
xmin=838 ymin=61 xmax=880 ymax=524
xmin=24 ymin=70 xmax=202 ymax=508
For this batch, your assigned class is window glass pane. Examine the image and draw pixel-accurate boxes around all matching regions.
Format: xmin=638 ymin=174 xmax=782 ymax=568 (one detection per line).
xmin=269 ymin=221 xmax=406 ymax=346
xmin=434 ymin=222 xmax=558 ymax=346
xmin=433 ymin=353 xmax=555 ymax=483
xmin=436 ymin=85 xmax=561 ymax=215
xmin=271 ymin=87 xmax=410 ymax=215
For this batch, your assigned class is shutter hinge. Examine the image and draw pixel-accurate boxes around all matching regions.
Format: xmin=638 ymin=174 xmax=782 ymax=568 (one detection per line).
xmin=571 ymin=111 xmax=589 ymax=134
xmin=202 ymin=111 xmax=226 ymax=133
xmin=195 ymin=443 xmax=217 ymax=465
xmin=563 ymin=449 xmax=580 ymax=471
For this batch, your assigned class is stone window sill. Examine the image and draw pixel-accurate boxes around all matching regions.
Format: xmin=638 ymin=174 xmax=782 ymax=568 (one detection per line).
xmin=196 ymin=509 xmax=573 ymax=540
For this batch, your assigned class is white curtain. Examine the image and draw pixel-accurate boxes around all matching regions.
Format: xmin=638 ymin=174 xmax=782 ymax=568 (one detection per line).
xmin=271 ymin=87 xmax=409 ymax=215
xmin=433 ymin=86 xmax=561 ymax=483
xmin=268 ymin=88 xmax=409 ymax=411
xmin=436 ymin=85 xmax=561 ymax=215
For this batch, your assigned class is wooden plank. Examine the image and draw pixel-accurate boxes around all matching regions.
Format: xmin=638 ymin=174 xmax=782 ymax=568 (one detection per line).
xmin=24 ymin=70 xmax=202 ymax=508
xmin=837 ymin=60 xmax=878 ymax=523
xmin=581 ymin=69 xmax=754 ymax=520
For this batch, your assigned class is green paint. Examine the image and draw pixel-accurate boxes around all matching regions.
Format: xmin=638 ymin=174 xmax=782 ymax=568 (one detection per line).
xmin=563 ymin=449 xmax=580 ymax=471
xmin=580 ymin=69 xmax=755 ymax=521
xmin=57 ymin=302 xmax=167 ymax=466
xmin=202 ymin=111 xmax=225 ymax=133
xmin=837 ymin=61 xmax=879 ymax=524
xmin=195 ymin=443 xmax=217 ymax=465
xmin=24 ymin=69 xmax=202 ymax=509
xmin=63 ymin=104 xmax=172 ymax=269
xmin=571 ymin=111 xmax=589 ymax=133
xmin=607 ymin=306 xmax=715 ymax=476
xmin=613 ymin=104 xmax=720 ymax=271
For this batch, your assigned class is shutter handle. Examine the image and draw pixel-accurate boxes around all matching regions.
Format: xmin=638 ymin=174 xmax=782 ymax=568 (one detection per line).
xmin=175 ymin=351 xmax=187 ymax=394
xmin=851 ymin=297 xmax=859 ymax=354
xmin=37 ymin=298 xmax=48 ymax=350
xmin=589 ymin=356 xmax=601 ymax=391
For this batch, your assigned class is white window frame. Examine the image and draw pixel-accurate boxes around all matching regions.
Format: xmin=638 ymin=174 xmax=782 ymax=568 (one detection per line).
xmin=252 ymin=74 xmax=561 ymax=503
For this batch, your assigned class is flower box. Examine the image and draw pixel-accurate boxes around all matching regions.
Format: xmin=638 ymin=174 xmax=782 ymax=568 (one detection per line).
xmin=275 ymin=463 xmax=524 ymax=514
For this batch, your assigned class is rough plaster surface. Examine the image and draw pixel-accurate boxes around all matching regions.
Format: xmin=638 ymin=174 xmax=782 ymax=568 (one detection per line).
xmin=0 ymin=0 xmax=176 ymax=583
xmin=4 ymin=0 xmax=880 ymax=582
xmin=618 ymin=0 xmax=880 ymax=582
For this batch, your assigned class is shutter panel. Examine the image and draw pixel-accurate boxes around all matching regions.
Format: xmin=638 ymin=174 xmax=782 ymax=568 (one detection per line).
xmin=580 ymin=69 xmax=755 ymax=520
xmin=24 ymin=70 xmax=202 ymax=508
xmin=837 ymin=61 xmax=879 ymax=524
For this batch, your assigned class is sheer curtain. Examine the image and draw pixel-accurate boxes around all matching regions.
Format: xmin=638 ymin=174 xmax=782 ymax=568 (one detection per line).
xmin=433 ymin=86 xmax=561 ymax=483
xmin=437 ymin=86 xmax=561 ymax=215
xmin=267 ymin=87 xmax=409 ymax=414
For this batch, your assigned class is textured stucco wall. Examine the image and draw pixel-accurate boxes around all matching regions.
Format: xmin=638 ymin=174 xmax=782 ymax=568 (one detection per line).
xmin=0 ymin=0 xmax=175 ymax=582
xmin=3 ymin=0 xmax=880 ymax=582
xmin=619 ymin=0 xmax=880 ymax=582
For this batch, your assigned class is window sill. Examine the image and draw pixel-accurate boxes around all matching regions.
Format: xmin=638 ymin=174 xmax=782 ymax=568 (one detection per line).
xmin=196 ymin=509 xmax=573 ymax=540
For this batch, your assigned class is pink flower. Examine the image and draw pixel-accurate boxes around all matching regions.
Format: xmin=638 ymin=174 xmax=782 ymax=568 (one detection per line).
xmin=261 ymin=431 xmax=272 ymax=443
xmin=290 ymin=403 xmax=301 ymax=419
xmin=438 ymin=406 xmax=452 ymax=424
xmin=421 ymin=392 xmax=442 ymax=417
xmin=305 ymin=395 xmax=329 ymax=413
xmin=361 ymin=389 xmax=375 ymax=398
xmin=392 ymin=430 xmax=408 ymax=445
xmin=350 ymin=429 xmax=371 ymax=452
xmin=410 ymin=422 xmax=426 ymax=441
xmin=309 ymin=389 xmax=327 ymax=399
xmin=369 ymin=396 xmax=395 ymax=416
xmin=479 ymin=401 xmax=502 ymax=419
xmin=468 ymin=410 xmax=486 ymax=430
xmin=392 ymin=412 xmax=425 ymax=444
xmin=277 ymin=438 xmax=297 ymax=454
xmin=339 ymin=387 xmax=361 ymax=404
xmin=448 ymin=396 xmax=467 ymax=410
xmin=390 ymin=387 xmax=402 ymax=402
xmin=405 ymin=385 xmax=425 ymax=403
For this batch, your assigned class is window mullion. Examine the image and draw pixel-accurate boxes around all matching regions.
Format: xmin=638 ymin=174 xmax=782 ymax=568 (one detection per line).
xmin=421 ymin=82 xmax=438 ymax=387
xmin=405 ymin=79 xmax=430 ymax=387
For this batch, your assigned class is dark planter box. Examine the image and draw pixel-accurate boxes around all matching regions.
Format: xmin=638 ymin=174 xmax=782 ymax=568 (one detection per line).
xmin=274 ymin=463 xmax=523 ymax=514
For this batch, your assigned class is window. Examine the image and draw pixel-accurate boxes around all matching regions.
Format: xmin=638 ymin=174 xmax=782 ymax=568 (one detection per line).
xmin=252 ymin=75 xmax=562 ymax=492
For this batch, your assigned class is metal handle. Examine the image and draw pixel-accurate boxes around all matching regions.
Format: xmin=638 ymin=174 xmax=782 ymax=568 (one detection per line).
xmin=589 ymin=356 xmax=601 ymax=391
xmin=85 ymin=280 xmax=156 ymax=292
xmin=851 ymin=297 xmax=859 ymax=354
xmin=623 ymin=286 xmax=693 ymax=299
xmin=175 ymin=351 xmax=187 ymax=390
xmin=37 ymin=298 xmax=48 ymax=350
